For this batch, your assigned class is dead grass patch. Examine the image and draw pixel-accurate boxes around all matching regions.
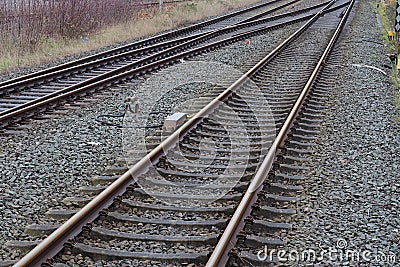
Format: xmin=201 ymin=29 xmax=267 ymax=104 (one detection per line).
xmin=0 ymin=0 xmax=260 ymax=73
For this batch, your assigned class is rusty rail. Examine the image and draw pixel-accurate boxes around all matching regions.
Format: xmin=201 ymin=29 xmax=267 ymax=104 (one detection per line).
xmin=206 ymin=0 xmax=355 ymax=265
xmin=13 ymin=1 xmax=347 ymax=266
xmin=0 ymin=2 xmax=348 ymax=129
xmin=0 ymin=11 xmax=319 ymax=128
xmin=0 ymin=0 xmax=303 ymax=98
xmin=0 ymin=0 xmax=282 ymax=88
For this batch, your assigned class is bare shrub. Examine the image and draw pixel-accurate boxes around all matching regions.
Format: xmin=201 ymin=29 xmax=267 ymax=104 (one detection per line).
xmin=0 ymin=0 xmax=142 ymax=57
xmin=0 ymin=0 xmax=260 ymax=70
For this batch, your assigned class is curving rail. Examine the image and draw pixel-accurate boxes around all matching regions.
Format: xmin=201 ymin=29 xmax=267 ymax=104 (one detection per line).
xmin=0 ymin=0 xmax=286 ymax=88
xmin=11 ymin=0 xmax=354 ymax=266
xmin=0 ymin=1 xmax=344 ymax=129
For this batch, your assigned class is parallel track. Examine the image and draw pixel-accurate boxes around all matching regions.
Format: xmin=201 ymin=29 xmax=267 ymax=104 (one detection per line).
xmin=0 ymin=0 xmax=343 ymax=130
xmin=9 ymin=0 xmax=354 ymax=266
xmin=207 ymin=0 xmax=354 ymax=265
xmin=0 ymin=0 xmax=286 ymax=89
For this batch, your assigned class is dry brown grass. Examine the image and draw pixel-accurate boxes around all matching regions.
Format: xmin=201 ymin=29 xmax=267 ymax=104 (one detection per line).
xmin=375 ymin=0 xmax=400 ymax=114
xmin=0 ymin=0 xmax=260 ymax=73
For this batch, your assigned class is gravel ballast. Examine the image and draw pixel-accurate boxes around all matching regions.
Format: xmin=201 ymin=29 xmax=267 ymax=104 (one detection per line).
xmin=0 ymin=0 xmax=392 ymax=265
xmin=0 ymin=12 xmax=304 ymax=263
xmin=281 ymin=1 xmax=400 ymax=266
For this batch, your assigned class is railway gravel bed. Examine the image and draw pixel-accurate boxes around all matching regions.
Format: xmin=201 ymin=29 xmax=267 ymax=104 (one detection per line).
xmin=0 ymin=16 xmax=303 ymax=262
xmin=189 ymin=0 xmax=328 ymax=71
xmin=0 ymin=1 xmax=373 ymax=266
xmin=7 ymin=1 xmax=353 ymax=265
xmin=0 ymin=0 xmax=332 ymax=129
xmin=190 ymin=22 xmax=303 ymax=71
xmin=283 ymin=1 xmax=400 ymax=266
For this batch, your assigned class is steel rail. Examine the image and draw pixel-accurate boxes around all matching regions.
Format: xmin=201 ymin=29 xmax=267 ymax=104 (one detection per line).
xmin=0 ymin=12 xmax=319 ymax=127
xmin=0 ymin=2 xmax=348 ymax=127
xmin=0 ymin=0 xmax=302 ymax=97
xmin=13 ymin=1 xmax=339 ymax=266
xmin=206 ymin=0 xmax=355 ymax=265
xmin=0 ymin=0 xmax=283 ymax=88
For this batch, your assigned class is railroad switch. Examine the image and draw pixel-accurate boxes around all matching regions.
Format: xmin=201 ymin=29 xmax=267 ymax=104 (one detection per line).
xmin=339 ymin=7 xmax=347 ymax=18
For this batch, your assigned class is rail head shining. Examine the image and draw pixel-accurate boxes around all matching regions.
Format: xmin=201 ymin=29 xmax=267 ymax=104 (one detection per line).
xmin=13 ymin=1 xmax=344 ymax=266
xmin=206 ymin=0 xmax=355 ymax=266
xmin=0 ymin=0 xmax=278 ymax=89
xmin=1 ymin=10 xmax=319 ymax=127
xmin=11 ymin=13 xmax=310 ymax=267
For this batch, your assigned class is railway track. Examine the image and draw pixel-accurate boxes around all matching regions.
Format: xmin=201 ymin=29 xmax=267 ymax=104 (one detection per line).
xmin=0 ymin=0 xmax=288 ymax=88
xmin=4 ymin=0 xmax=355 ymax=266
xmin=228 ymin=53 xmax=341 ymax=267
xmin=0 ymin=0 xmax=346 ymax=131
